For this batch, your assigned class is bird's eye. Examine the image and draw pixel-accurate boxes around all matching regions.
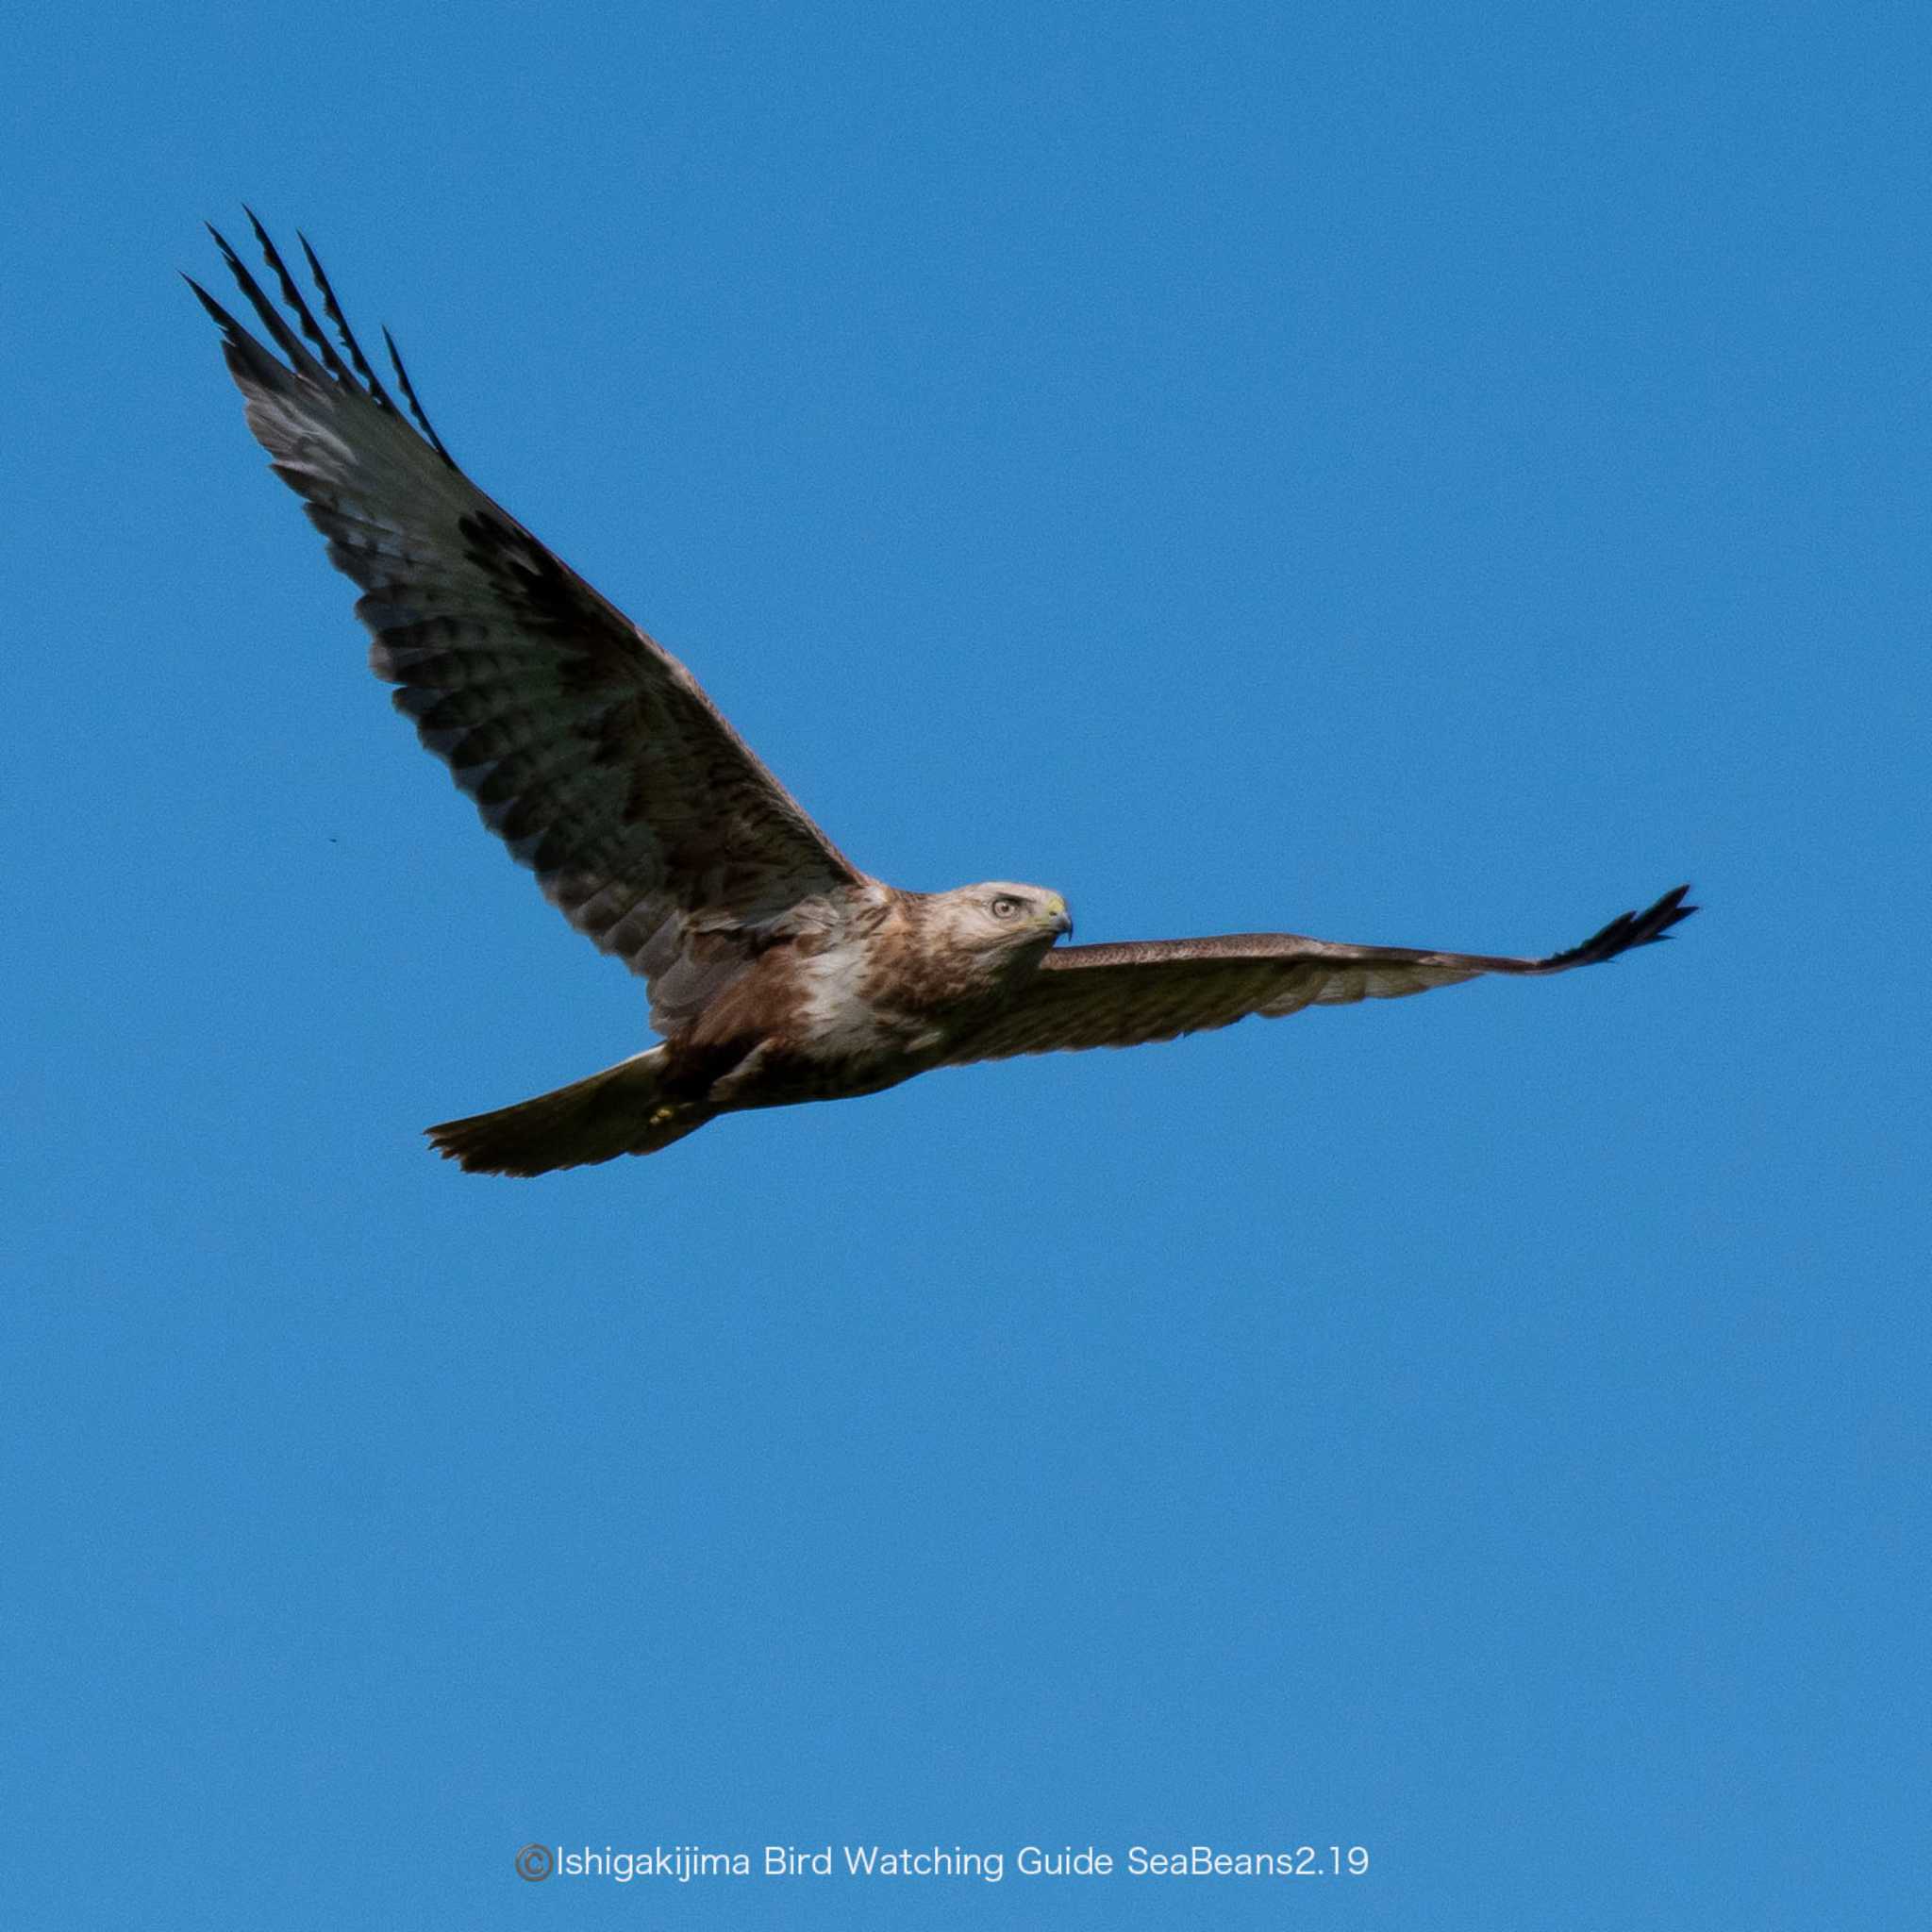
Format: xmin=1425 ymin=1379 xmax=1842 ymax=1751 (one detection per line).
xmin=991 ymin=895 xmax=1021 ymax=920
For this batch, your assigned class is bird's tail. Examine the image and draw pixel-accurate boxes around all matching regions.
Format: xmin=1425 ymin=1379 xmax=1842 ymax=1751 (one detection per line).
xmin=425 ymin=1047 xmax=711 ymax=1175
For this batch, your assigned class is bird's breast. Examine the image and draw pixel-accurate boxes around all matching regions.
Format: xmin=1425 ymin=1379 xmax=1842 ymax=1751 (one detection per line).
xmin=791 ymin=939 xmax=934 ymax=1058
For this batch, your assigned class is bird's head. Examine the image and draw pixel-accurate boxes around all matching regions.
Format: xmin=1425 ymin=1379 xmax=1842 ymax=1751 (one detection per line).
xmin=938 ymin=881 xmax=1075 ymax=959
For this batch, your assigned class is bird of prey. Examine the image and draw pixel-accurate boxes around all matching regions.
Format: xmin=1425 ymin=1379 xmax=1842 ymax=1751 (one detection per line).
xmin=192 ymin=217 xmax=1694 ymax=1176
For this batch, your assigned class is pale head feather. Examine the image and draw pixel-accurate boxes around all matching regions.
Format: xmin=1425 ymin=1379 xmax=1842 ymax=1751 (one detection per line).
xmin=927 ymin=881 xmax=1074 ymax=956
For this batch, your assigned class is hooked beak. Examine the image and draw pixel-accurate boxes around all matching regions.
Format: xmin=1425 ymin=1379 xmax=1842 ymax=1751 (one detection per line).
xmin=1048 ymin=904 xmax=1074 ymax=941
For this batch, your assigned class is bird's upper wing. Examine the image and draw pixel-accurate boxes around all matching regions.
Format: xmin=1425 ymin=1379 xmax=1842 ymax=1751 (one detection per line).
xmin=192 ymin=217 xmax=868 ymax=1034
xmin=942 ymin=885 xmax=1695 ymax=1063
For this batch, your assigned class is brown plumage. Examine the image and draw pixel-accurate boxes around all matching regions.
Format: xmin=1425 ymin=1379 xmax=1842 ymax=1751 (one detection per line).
xmin=194 ymin=219 xmax=1696 ymax=1175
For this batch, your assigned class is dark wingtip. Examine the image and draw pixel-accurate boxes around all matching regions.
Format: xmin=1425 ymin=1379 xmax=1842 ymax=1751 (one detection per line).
xmin=200 ymin=212 xmax=458 ymax=458
xmin=294 ymin=226 xmax=401 ymax=411
xmin=382 ymin=324 xmax=456 ymax=466
xmin=204 ymin=213 xmax=322 ymax=371
xmin=204 ymin=220 xmax=243 ymax=270
xmin=183 ymin=270 xmax=247 ymax=345
xmin=1545 ymin=882 xmax=1698 ymax=971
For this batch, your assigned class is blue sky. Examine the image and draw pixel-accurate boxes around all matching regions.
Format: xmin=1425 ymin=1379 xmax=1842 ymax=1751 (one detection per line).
xmin=5 ymin=3 xmax=1925 ymax=1926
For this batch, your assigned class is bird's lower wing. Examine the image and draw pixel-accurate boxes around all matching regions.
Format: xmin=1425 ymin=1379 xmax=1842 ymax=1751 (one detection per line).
xmin=942 ymin=885 xmax=1694 ymax=1063
xmin=192 ymin=217 xmax=865 ymax=1030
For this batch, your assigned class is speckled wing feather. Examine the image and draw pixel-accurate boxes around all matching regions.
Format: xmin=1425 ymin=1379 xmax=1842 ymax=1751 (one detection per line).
xmin=945 ymin=885 xmax=1695 ymax=1063
xmin=191 ymin=217 xmax=866 ymax=1034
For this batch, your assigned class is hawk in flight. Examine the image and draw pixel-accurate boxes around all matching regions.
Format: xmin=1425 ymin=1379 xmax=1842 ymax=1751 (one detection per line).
xmin=193 ymin=218 xmax=1694 ymax=1176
